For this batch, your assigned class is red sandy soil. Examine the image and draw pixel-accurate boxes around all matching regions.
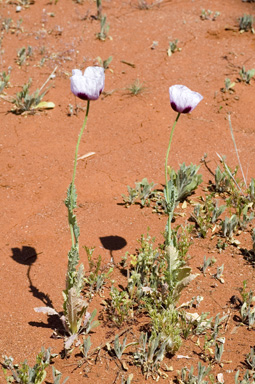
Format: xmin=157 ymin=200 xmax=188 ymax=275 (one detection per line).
xmin=1 ymin=0 xmax=255 ymax=383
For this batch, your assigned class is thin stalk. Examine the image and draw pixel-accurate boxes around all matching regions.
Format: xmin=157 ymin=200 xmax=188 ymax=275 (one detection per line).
xmin=165 ymin=112 xmax=180 ymax=245
xmin=69 ymin=100 xmax=90 ymax=247
xmin=228 ymin=114 xmax=247 ymax=188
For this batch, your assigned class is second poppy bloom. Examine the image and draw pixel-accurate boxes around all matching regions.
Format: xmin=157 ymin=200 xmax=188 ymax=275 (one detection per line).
xmin=71 ymin=66 xmax=105 ymax=101
xmin=169 ymin=85 xmax=203 ymax=114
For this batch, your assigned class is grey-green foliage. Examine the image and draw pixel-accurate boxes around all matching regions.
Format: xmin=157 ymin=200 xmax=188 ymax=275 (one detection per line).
xmin=127 ymin=79 xmax=146 ymax=96
xmin=239 ymin=14 xmax=254 ymax=32
xmin=52 ymin=367 xmax=69 ymax=384
xmin=246 ymin=347 xmax=255 ymax=370
xmin=149 ymin=305 xmax=182 ymax=354
xmin=0 ymin=69 xmax=11 ymax=93
xmin=114 ymin=335 xmax=137 ymax=360
xmin=80 ymin=336 xmax=92 ymax=358
xmin=239 ymin=66 xmax=255 ymax=84
xmin=179 ymin=362 xmax=211 ymax=384
xmin=2 ymin=347 xmax=55 ymax=384
xmin=235 ymin=370 xmax=255 ymax=384
xmin=96 ymin=15 xmax=109 ymax=40
xmin=133 ymin=332 xmax=169 ymax=380
xmin=240 ymin=281 xmax=255 ymax=327
xmin=17 ymin=46 xmax=33 ymax=66
xmin=168 ymin=163 xmax=202 ymax=203
xmin=122 ymin=178 xmax=157 ymax=206
xmin=201 ymin=256 xmax=213 ymax=276
xmin=128 ymin=234 xmax=165 ymax=298
xmin=12 ymin=79 xmax=47 ymax=114
xmin=167 ymin=39 xmax=180 ymax=56
xmin=221 ymin=214 xmax=238 ymax=238
xmin=109 ymin=286 xmax=133 ymax=325
xmin=83 ymin=246 xmax=113 ymax=298
xmin=164 ymin=245 xmax=198 ymax=305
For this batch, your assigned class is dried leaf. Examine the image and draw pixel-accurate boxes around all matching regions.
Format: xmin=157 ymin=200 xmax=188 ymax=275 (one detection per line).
xmin=34 ymin=307 xmax=59 ymax=316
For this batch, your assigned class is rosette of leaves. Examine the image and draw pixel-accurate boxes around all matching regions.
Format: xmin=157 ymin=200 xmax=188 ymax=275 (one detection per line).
xmin=167 ymin=163 xmax=202 ymax=203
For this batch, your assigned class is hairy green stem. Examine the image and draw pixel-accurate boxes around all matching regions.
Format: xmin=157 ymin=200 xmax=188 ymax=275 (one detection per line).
xmin=165 ymin=112 xmax=180 ymax=246
xmin=69 ymin=100 xmax=90 ymax=247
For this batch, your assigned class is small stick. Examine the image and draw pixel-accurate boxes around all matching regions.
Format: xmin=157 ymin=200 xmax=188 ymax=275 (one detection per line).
xmin=39 ymin=65 xmax=58 ymax=93
xmin=120 ymin=60 xmax=135 ymax=68
xmin=227 ymin=114 xmax=247 ymax=188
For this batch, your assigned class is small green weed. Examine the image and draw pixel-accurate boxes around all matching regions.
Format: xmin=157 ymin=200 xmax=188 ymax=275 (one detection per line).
xmin=167 ymin=39 xmax=181 ymax=56
xmin=200 ymin=9 xmax=220 ymax=21
xmin=96 ymin=15 xmax=110 ymax=41
xmin=127 ymin=79 xmax=146 ymax=96
xmin=0 ymin=68 xmax=11 ymax=93
xmin=16 ymin=46 xmax=33 ymax=66
xmin=2 ymin=347 xmax=65 ymax=384
xmin=239 ymin=14 xmax=254 ymax=33
xmin=239 ymin=66 xmax=255 ymax=84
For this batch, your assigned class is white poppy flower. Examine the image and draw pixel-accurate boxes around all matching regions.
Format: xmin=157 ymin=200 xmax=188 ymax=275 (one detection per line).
xmin=169 ymin=85 xmax=203 ymax=113
xmin=71 ymin=66 xmax=105 ymax=101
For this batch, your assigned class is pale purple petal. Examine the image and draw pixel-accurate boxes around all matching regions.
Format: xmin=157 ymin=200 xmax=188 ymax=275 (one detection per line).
xmin=169 ymin=85 xmax=203 ymax=114
xmin=70 ymin=66 xmax=105 ymax=101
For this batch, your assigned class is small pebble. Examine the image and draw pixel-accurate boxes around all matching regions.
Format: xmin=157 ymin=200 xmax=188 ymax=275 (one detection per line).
xmin=16 ymin=5 xmax=22 ymax=12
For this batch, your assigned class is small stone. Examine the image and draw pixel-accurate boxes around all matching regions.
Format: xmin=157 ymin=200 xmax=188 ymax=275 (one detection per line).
xmin=16 ymin=5 xmax=22 ymax=12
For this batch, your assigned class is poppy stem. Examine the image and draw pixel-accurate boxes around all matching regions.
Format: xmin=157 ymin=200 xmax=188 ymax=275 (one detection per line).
xmin=69 ymin=100 xmax=90 ymax=247
xmin=165 ymin=112 xmax=180 ymax=246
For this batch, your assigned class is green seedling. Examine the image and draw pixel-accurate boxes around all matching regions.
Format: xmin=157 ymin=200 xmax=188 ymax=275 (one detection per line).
xmin=122 ymin=178 xmax=156 ymax=206
xmin=215 ymin=340 xmax=224 ymax=363
xmin=200 ymin=256 xmax=213 ymax=276
xmin=127 ymin=79 xmax=146 ymax=96
xmin=178 ymin=362 xmax=211 ymax=384
xmin=239 ymin=14 xmax=254 ymax=33
xmin=239 ymin=66 xmax=255 ymax=84
xmin=107 ymin=286 xmax=133 ymax=325
xmin=133 ymin=332 xmax=168 ymax=380
xmin=52 ymin=367 xmax=69 ymax=384
xmin=220 ymin=214 xmax=238 ymax=238
xmin=200 ymin=9 xmax=220 ymax=21
xmin=11 ymin=78 xmax=48 ymax=114
xmin=16 ymin=46 xmax=33 ymax=66
xmin=222 ymin=78 xmax=235 ymax=93
xmin=167 ymin=39 xmax=180 ymax=56
xmin=95 ymin=55 xmax=113 ymax=70
xmin=240 ymin=280 xmax=255 ymax=327
xmin=213 ymin=264 xmax=224 ymax=284
xmin=83 ymin=246 xmax=113 ymax=298
xmin=114 ymin=335 xmax=138 ymax=360
xmin=96 ymin=15 xmax=110 ymax=40
xmin=235 ymin=370 xmax=255 ymax=384
xmin=149 ymin=305 xmax=182 ymax=354
xmin=245 ymin=347 xmax=255 ymax=370
xmin=0 ymin=68 xmax=11 ymax=93
xmin=80 ymin=336 xmax=92 ymax=358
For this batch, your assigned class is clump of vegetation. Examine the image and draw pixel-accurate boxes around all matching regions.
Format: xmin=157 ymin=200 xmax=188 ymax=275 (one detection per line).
xmin=239 ymin=66 xmax=255 ymax=84
xmin=127 ymin=79 xmax=146 ymax=96
xmin=96 ymin=15 xmax=110 ymax=41
xmin=200 ymin=9 xmax=220 ymax=21
xmin=2 ymin=348 xmax=68 ymax=384
xmin=167 ymin=39 xmax=181 ymax=56
xmin=239 ymin=14 xmax=254 ymax=33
